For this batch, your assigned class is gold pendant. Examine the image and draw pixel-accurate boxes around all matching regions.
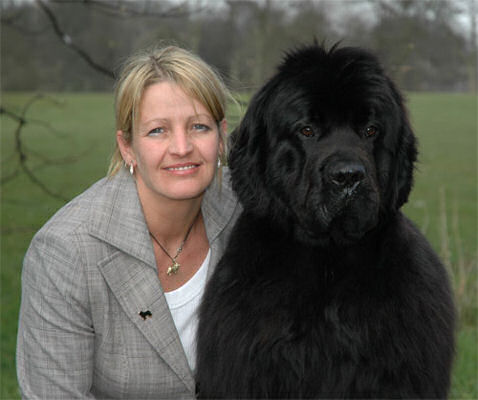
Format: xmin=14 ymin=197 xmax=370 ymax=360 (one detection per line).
xmin=167 ymin=261 xmax=180 ymax=276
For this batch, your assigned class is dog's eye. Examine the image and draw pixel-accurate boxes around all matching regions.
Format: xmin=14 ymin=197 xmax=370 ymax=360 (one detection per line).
xmin=365 ymin=126 xmax=379 ymax=138
xmin=300 ymin=126 xmax=315 ymax=137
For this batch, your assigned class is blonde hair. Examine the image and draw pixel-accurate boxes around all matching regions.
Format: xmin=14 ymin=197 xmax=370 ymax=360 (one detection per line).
xmin=108 ymin=45 xmax=231 ymax=176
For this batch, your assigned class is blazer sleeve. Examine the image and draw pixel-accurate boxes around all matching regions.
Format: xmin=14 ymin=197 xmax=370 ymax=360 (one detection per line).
xmin=16 ymin=228 xmax=96 ymax=399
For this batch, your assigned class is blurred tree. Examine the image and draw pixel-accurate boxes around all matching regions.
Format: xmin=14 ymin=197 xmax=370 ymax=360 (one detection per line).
xmin=1 ymin=0 xmax=197 ymax=90
xmin=463 ymin=0 xmax=477 ymax=92
xmin=285 ymin=0 xmax=335 ymax=45
xmin=0 ymin=0 xmax=475 ymax=92
xmin=369 ymin=0 xmax=470 ymax=91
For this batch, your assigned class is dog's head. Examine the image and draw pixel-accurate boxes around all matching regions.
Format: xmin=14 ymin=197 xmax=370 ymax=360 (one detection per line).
xmin=229 ymin=44 xmax=417 ymax=246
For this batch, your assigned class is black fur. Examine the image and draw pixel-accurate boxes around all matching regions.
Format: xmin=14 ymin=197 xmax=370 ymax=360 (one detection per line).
xmin=196 ymin=44 xmax=455 ymax=398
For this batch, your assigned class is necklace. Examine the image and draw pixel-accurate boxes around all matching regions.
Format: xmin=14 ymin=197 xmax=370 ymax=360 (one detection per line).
xmin=149 ymin=212 xmax=200 ymax=276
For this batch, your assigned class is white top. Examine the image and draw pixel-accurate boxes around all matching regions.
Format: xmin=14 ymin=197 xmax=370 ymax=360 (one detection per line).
xmin=164 ymin=249 xmax=211 ymax=372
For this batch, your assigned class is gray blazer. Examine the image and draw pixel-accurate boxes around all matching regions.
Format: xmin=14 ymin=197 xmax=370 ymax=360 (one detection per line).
xmin=16 ymin=168 xmax=240 ymax=399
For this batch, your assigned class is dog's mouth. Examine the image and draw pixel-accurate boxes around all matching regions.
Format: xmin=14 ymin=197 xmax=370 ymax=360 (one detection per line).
xmin=292 ymin=176 xmax=380 ymax=246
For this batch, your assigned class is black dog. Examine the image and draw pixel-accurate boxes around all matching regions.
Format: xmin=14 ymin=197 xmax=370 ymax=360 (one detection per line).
xmin=196 ymin=44 xmax=455 ymax=398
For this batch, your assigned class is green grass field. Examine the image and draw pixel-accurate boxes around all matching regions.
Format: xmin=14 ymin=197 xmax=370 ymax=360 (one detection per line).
xmin=1 ymin=92 xmax=476 ymax=398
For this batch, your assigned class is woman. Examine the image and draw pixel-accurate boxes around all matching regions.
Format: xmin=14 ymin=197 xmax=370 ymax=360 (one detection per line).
xmin=16 ymin=45 xmax=241 ymax=399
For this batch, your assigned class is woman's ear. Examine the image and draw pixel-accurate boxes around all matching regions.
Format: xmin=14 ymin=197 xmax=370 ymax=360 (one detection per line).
xmin=116 ymin=130 xmax=134 ymax=164
xmin=220 ymin=119 xmax=228 ymax=135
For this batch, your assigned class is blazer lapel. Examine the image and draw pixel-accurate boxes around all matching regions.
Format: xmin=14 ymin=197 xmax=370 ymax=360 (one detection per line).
xmin=88 ymin=169 xmax=195 ymax=392
xmin=88 ymin=169 xmax=156 ymax=269
xmin=98 ymin=253 xmax=195 ymax=392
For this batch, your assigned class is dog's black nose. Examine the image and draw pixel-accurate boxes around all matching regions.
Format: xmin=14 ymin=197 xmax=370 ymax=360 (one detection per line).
xmin=328 ymin=161 xmax=365 ymax=190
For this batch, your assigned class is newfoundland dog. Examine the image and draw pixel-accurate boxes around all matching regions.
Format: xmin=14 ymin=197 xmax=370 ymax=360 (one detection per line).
xmin=196 ymin=44 xmax=455 ymax=398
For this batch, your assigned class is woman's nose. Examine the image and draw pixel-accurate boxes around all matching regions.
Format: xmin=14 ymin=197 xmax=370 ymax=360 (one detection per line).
xmin=169 ymin=130 xmax=193 ymax=156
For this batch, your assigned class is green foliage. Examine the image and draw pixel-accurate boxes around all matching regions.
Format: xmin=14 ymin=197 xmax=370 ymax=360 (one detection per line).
xmin=1 ymin=92 xmax=476 ymax=398
xmin=450 ymin=328 xmax=478 ymax=398
xmin=403 ymin=93 xmax=477 ymax=328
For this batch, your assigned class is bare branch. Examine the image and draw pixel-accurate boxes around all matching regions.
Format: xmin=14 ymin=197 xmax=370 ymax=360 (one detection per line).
xmin=19 ymin=160 xmax=70 ymax=201
xmin=34 ymin=0 xmax=115 ymax=79
xmin=27 ymin=145 xmax=94 ymax=166
xmin=0 ymin=96 xmax=79 ymax=201
xmin=0 ymin=106 xmax=26 ymax=124
xmin=0 ymin=169 xmax=21 ymax=184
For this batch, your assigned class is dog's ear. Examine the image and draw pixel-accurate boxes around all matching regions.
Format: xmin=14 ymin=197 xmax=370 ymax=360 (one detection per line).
xmin=228 ymin=88 xmax=273 ymax=215
xmin=395 ymin=113 xmax=417 ymax=208
xmin=389 ymin=85 xmax=418 ymax=210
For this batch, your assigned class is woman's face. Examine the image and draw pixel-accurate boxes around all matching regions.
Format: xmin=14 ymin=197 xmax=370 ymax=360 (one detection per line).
xmin=118 ymin=81 xmax=224 ymax=204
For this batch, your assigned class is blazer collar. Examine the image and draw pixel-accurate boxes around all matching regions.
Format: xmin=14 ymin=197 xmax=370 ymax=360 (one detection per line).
xmin=88 ymin=168 xmax=156 ymax=269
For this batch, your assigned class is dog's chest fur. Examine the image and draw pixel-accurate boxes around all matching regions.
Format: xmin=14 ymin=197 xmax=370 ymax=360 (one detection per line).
xmin=197 ymin=212 xmax=433 ymax=398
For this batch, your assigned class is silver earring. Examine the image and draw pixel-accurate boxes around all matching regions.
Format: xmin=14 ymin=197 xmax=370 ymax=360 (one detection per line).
xmin=217 ymin=158 xmax=221 ymax=168
xmin=129 ymin=163 xmax=134 ymax=175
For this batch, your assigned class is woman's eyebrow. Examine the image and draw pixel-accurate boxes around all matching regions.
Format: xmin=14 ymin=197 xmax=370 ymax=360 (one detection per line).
xmin=187 ymin=113 xmax=215 ymax=122
xmin=140 ymin=117 xmax=168 ymax=126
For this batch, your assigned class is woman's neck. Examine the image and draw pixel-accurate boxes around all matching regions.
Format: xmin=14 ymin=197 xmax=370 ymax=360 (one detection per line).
xmin=138 ymin=188 xmax=204 ymax=245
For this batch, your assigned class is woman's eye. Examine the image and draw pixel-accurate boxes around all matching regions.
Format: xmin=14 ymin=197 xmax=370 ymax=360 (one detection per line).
xmin=148 ymin=127 xmax=164 ymax=136
xmin=193 ymin=123 xmax=211 ymax=132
